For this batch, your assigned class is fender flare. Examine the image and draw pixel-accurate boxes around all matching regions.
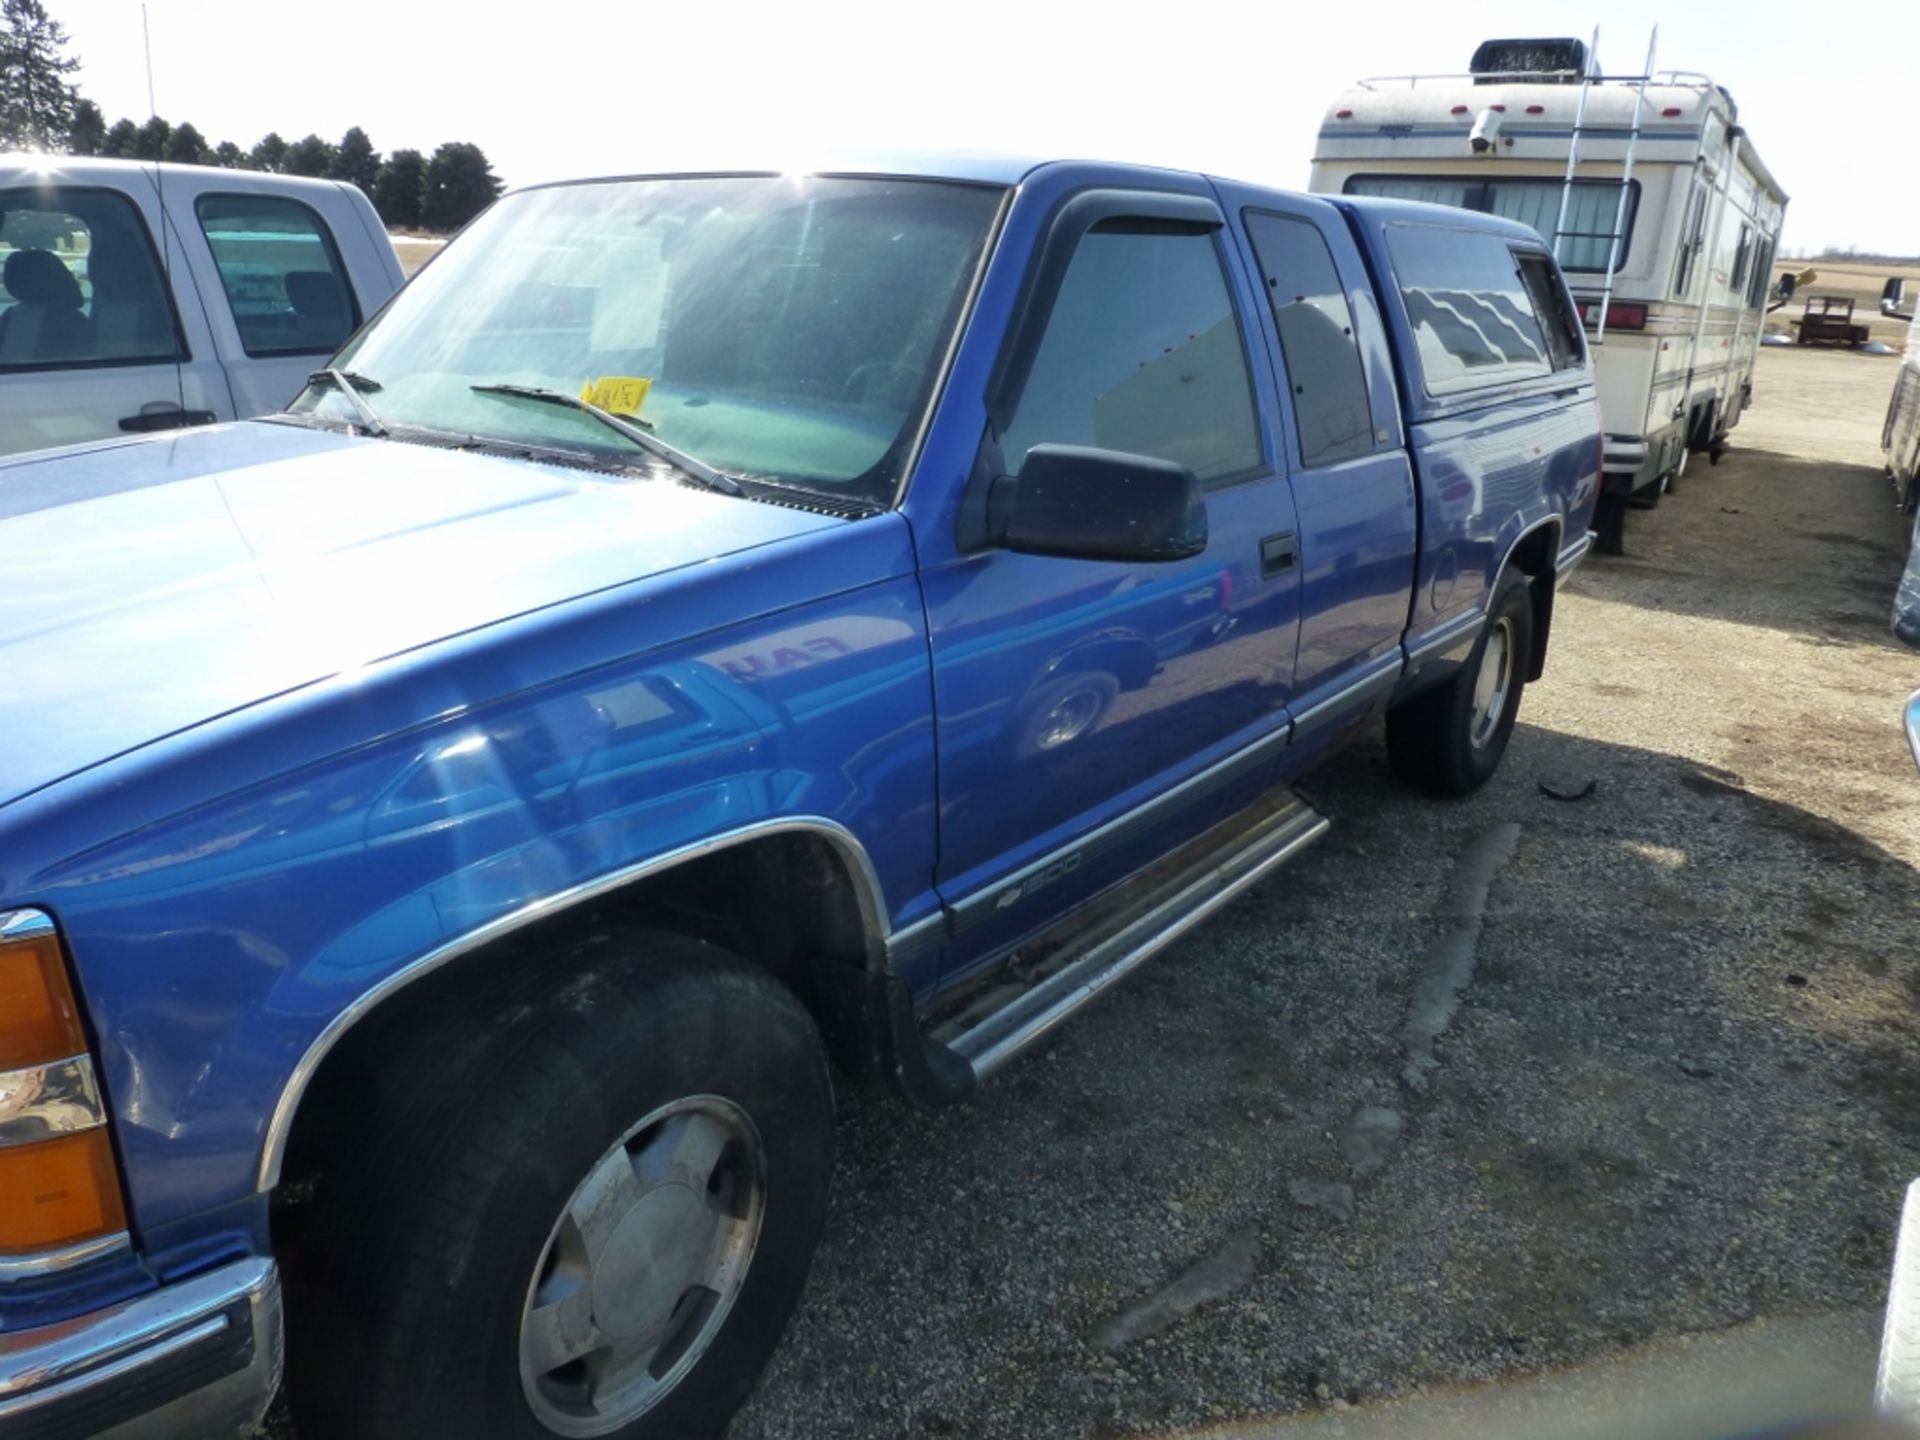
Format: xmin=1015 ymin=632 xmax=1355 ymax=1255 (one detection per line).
xmin=256 ymin=816 xmax=895 ymax=1190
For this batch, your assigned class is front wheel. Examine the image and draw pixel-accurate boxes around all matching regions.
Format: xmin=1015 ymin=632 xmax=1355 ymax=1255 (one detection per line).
xmin=283 ymin=933 xmax=834 ymax=1440
xmin=1387 ymin=572 xmax=1534 ymax=796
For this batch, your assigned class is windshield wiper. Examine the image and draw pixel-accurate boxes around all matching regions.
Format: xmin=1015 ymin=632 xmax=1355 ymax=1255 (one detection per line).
xmin=304 ymin=369 xmax=388 ymax=438
xmin=469 ymin=383 xmax=744 ymax=497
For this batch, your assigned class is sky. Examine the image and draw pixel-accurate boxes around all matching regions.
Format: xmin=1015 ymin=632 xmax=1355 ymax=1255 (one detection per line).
xmin=46 ymin=0 xmax=1920 ymax=255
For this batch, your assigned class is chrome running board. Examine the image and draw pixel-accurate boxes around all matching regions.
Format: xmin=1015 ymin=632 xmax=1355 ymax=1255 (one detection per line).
xmin=932 ymin=791 xmax=1329 ymax=1081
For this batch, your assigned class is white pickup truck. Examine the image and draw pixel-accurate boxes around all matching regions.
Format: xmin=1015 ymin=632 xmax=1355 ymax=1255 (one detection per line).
xmin=0 ymin=156 xmax=404 ymax=455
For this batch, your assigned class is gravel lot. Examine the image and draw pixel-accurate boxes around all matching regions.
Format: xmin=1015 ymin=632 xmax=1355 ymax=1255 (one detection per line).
xmin=262 ymin=343 xmax=1919 ymax=1437
xmin=728 ymin=344 xmax=1920 ymax=1439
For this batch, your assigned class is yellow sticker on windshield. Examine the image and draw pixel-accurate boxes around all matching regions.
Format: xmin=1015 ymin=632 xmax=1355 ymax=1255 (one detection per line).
xmin=581 ymin=376 xmax=652 ymax=417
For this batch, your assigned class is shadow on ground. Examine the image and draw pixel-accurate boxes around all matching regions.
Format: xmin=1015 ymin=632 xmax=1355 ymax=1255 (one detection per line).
xmin=728 ymin=716 xmax=1920 ymax=1440
xmin=1585 ymin=448 xmax=1909 ymax=647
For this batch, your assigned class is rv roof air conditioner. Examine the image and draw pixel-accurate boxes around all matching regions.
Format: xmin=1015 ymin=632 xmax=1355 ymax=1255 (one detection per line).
xmin=1469 ymin=37 xmax=1591 ymax=84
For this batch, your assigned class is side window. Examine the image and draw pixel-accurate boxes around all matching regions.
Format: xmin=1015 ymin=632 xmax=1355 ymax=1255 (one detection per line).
xmin=1384 ymin=224 xmax=1553 ymax=396
xmin=1730 ymin=223 xmax=1754 ymax=296
xmin=195 ymin=194 xmax=360 ymax=357
xmin=999 ymin=222 xmax=1262 ymax=485
xmin=1747 ymin=235 xmax=1775 ymax=310
xmin=1516 ymin=253 xmax=1585 ymax=371
xmin=1244 ymin=211 xmax=1373 ymax=467
xmin=1672 ymin=186 xmax=1707 ymax=299
xmin=0 ymin=186 xmax=181 ymax=372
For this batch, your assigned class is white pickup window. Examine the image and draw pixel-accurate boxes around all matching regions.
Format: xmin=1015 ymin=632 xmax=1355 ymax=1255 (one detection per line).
xmin=0 ymin=186 xmax=182 ymax=372
xmin=195 ymin=194 xmax=360 ymax=358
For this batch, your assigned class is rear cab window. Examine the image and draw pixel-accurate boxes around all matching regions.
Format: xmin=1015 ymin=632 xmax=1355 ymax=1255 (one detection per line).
xmin=0 ymin=186 xmax=183 ymax=372
xmin=195 ymin=193 xmax=360 ymax=357
xmin=1384 ymin=223 xmax=1577 ymax=398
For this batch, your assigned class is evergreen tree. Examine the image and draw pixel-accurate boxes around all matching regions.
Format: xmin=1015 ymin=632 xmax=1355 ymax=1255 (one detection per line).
xmin=284 ymin=132 xmax=333 ymax=177
xmin=421 ymin=141 xmax=503 ymax=231
xmin=133 ymin=114 xmax=170 ymax=161
xmin=0 ymin=0 xmax=80 ymax=150
xmin=65 ymin=95 xmax=104 ymax=154
xmin=100 ymin=116 xmax=138 ymax=157
xmin=165 ymin=121 xmax=207 ymax=165
xmin=330 ymin=125 xmax=379 ymax=191
xmin=250 ymin=131 xmax=288 ymax=172
xmin=212 ymin=139 xmax=244 ymax=168
xmin=372 ymin=147 xmax=426 ymax=229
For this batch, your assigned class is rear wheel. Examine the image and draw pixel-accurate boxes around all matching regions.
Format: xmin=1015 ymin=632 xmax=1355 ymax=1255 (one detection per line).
xmin=1387 ymin=571 xmax=1534 ymax=796
xmin=283 ymin=932 xmax=834 ymax=1440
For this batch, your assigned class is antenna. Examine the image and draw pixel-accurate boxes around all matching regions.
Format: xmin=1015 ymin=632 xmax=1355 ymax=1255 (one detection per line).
xmin=140 ymin=3 xmax=188 ymax=425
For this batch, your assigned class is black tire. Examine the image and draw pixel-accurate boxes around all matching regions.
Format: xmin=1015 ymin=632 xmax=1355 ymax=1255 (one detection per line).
xmin=1386 ymin=571 xmax=1534 ymax=796
xmin=283 ymin=932 xmax=834 ymax=1440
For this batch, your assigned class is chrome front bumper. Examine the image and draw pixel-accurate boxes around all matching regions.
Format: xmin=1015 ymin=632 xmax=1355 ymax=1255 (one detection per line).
xmin=0 ymin=1257 xmax=280 ymax=1439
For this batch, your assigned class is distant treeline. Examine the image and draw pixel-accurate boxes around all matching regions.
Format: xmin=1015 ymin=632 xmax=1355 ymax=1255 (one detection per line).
xmin=1784 ymin=249 xmax=1920 ymax=268
xmin=0 ymin=0 xmax=503 ymax=231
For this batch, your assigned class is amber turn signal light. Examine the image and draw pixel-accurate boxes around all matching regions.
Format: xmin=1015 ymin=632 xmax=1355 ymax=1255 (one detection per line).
xmin=0 ymin=1130 xmax=127 ymax=1254
xmin=0 ymin=926 xmax=88 ymax=1070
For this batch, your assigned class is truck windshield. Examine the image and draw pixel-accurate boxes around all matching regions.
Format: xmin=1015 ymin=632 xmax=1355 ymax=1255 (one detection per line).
xmin=292 ymin=175 xmax=1004 ymax=507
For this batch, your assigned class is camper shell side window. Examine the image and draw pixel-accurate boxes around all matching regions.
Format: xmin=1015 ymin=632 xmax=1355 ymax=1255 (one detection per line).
xmin=1515 ymin=251 xmax=1586 ymax=371
xmin=1382 ymin=222 xmax=1560 ymax=398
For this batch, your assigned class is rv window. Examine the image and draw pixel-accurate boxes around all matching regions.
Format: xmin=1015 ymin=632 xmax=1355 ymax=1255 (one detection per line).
xmin=1747 ymin=236 xmax=1775 ymax=310
xmin=1346 ymin=176 xmax=1638 ymax=272
xmin=1385 ymin=224 xmax=1554 ymax=396
xmin=1516 ymin=253 xmax=1584 ymax=370
xmin=999 ymin=224 xmax=1263 ymax=485
xmin=1346 ymin=177 xmax=1478 ymax=211
xmin=1482 ymin=180 xmax=1636 ymax=273
xmin=1243 ymin=211 xmax=1374 ymax=467
xmin=1672 ymin=186 xmax=1708 ymax=298
xmin=1730 ymin=224 xmax=1754 ymax=296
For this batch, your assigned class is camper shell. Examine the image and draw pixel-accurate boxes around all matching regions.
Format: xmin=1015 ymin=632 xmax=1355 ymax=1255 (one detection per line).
xmin=1309 ymin=39 xmax=1787 ymax=552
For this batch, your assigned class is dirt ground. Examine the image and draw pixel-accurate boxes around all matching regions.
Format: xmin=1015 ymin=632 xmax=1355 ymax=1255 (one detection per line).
xmin=391 ymin=234 xmax=443 ymax=277
xmin=258 ymin=345 xmax=1919 ymax=1439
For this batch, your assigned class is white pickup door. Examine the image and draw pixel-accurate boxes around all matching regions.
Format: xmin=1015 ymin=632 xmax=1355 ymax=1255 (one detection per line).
xmin=0 ymin=157 xmax=405 ymax=456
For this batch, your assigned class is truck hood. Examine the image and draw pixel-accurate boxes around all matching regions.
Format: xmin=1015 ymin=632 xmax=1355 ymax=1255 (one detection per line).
xmin=0 ymin=423 xmax=842 ymax=807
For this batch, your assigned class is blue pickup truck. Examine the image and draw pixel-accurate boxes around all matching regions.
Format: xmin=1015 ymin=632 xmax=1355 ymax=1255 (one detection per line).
xmin=0 ymin=154 xmax=1597 ymax=1439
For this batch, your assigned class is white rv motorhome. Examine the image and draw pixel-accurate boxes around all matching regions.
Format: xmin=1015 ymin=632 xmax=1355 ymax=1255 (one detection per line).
xmin=1309 ymin=36 xmax=1788 ymax=552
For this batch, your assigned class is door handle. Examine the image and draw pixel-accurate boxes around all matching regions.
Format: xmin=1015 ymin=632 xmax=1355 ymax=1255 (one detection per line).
xmin=119 ymin=404 xmax=216 ymax=434
xmin=1260 ymin=531 xmax=1298 ymax=578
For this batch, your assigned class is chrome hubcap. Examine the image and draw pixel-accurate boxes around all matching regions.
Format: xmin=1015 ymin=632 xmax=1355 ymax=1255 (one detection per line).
xmin=1037 ymin=687 xmax=1103 ymax=749
xmin=519 ymin=1097 xmax=765 ymax=1436
xmin=1468 ymin=619 xmax=1515 ymax=750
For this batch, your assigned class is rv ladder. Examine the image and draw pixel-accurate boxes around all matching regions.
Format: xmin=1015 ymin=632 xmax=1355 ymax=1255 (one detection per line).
xmin=1550 ymin=25 xmax=1658 ymax=346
